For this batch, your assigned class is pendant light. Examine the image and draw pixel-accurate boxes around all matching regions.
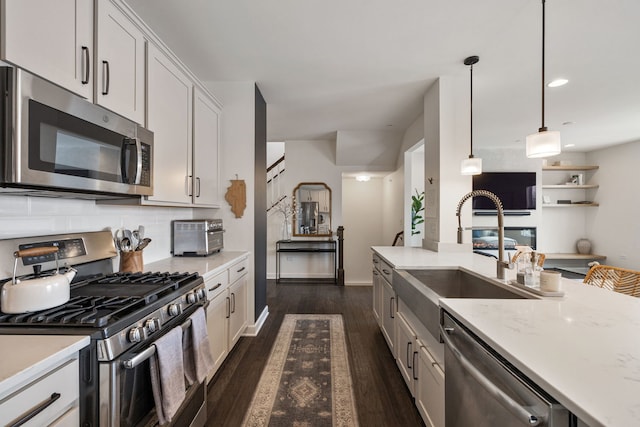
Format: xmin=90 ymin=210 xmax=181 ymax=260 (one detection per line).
xmin=526 ymin=0 xmax=561 ymax=158
xmin=461 ymin=55 xmax=482 ymax=175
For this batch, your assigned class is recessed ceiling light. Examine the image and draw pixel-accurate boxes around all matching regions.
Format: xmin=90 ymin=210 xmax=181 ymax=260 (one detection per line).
xmin=562 ymin=121 xmax=574 ymax=126
xmin=564 ymin=143 xmax=576 ymax=148
xmin=548 ymin=78 xmax=569 ymax=88
xmin=355 ymin=175 xmax=370 ymax=182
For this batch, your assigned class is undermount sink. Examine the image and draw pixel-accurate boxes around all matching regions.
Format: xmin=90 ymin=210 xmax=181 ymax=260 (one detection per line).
xmin=393 ymin=268 xmax=534 ymax=340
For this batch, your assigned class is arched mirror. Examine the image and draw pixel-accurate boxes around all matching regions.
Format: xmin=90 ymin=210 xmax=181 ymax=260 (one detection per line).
xmin=293 ymin=182 xmax=332 ymax=237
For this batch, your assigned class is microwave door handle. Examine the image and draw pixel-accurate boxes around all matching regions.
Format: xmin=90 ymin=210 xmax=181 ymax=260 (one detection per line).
xmin=440 ymin=325 xmax=544 ymax=427
xmin=121 ymin=138 xmax=142 ymax=184
xmin=133 ymin=138 xmax=142 ymax=184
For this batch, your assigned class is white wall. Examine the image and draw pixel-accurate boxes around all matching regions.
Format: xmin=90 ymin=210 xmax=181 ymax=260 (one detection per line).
xmin=585 ymin=140 xmax=640 ymax=269
xmin=206 ymin=81 xmax=257 ymax=320
xmin=423 ymin=76 xmax=471 ymax=252
xmin=266 ymin=140 xmax=344 ymax=280
xmin=0 ymin=195 xmax=203 ymax=267
xmin=343 ymin=177 xmax=384 ymax=285
xmin=382 ymin=169 xmax=404 ymax=247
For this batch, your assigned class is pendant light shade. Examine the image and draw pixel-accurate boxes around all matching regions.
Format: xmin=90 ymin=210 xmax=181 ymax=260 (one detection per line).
xmin=461 ymin=55 xmax=482 ymax=175
xmin=461 ymin=156 xmax=483 ymax=175
xmin=526 ymin=129 xmax=561 ymax=157
xmin=526 ymin=0 xmax=561 ymax=158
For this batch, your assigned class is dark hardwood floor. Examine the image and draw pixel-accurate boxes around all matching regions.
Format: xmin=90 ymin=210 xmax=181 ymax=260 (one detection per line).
xmin=205 ymin=280 xmax=424 ymax=426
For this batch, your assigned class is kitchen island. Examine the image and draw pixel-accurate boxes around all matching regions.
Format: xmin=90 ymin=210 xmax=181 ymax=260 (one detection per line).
xmin=373 ymin=246 xmax=640 ymax=427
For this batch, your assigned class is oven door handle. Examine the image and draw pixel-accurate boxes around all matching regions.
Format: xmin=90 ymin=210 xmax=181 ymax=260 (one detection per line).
xmin=440 ymin=324 xmax=544 ymax=427
xmin=122 ymin=317 xmax=193 ymax=369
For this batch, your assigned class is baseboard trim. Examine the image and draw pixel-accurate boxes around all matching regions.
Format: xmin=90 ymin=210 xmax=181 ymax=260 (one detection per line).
xmin=244 ymin=305 xmax=269 ymax=336
xmin=345 ymin=281 xmax=373 ymax=287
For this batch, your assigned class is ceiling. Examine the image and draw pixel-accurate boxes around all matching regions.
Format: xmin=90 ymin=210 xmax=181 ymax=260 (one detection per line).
xmin=125 ymin=0 xmax=640 ymax=155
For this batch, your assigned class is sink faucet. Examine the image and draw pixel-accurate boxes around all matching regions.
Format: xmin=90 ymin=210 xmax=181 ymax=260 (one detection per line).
xmin=456 ymin=190 xmax=512 ymax=280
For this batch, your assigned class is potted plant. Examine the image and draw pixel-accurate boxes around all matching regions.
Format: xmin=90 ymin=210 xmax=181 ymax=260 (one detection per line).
xmin=411 ymin=190 xmax=425 ymax=236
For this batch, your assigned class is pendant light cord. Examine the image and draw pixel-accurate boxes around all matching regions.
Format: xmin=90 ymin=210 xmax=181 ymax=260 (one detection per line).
xmin=470 ymin=61 xmax=474 ymax=156
xmin=540 ymin=0 xmax=546 ymax=132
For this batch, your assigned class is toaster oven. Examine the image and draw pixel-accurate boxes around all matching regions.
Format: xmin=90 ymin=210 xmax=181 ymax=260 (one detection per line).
xmin=172 ymin=219 xmax=224 ymax=256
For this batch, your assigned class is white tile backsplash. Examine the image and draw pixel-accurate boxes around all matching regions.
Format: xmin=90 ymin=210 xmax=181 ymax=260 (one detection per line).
xmin=0 ymin=195 xmax=201 ymax=264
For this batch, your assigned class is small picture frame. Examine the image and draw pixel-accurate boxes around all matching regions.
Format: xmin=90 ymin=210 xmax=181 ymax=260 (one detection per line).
xmin=570 ymin=174 xmax=584 ymax=185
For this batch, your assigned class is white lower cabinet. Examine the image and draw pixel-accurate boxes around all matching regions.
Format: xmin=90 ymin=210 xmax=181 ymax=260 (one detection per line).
xmin=0 ymin=358 xmax=79 ymax=427
xmin=205 ymin=256 xmax=249 ymax=380
xmin=415 ymin=342 xmax=445 ymax=427
xmin=396 ymin=313 xmax=417 ymax=395
xmin=372 ymin=268 xmax=382 ymax=325
xmin=380 ymin=276 xmax=396 ymax=356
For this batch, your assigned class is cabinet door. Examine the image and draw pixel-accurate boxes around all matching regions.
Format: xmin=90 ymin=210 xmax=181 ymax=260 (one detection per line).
xmin=372 ymin=269 xmax=382 ymax=324
xmin=193 ymin=88 xmax=221 ymax=206
xmin=229 ymin=274 xmax=248 ymax=348
xmin=395 ymin=313 xmax=416 ymax=396
xmin=95 ymin=0 xmax=145 ymax=124
xmin=2 ymin=0 xmax=93 ymax=100
xmin=206 ymin=290 xmax=230 ymax=378
xmin=415 ymin=343 xmax=445 ymax=427
xmin=380 ymin=277 xmax=396 ymax=356
xmin=146 ymin=43 xmax=193 ymax=205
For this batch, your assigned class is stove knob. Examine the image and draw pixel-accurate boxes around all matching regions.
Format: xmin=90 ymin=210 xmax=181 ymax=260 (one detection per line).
xmin=128 ymin=327 xmax=143 ymax=343
xmin=168 ymin=304 xmax=181 ymax=317
xmin=197 ymin=288 xmax=206 ymax=300
xmin=145 ymin=318 xmax=159 ymax=334
xmin=186 ymin=292 xmax=197 ymax=304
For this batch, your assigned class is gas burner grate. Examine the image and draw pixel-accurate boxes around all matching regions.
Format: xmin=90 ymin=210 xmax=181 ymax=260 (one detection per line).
xmin=0 ymin=295 xmax=145 ymax=327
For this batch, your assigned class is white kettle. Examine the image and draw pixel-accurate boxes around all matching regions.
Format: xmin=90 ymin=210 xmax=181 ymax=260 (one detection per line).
xmin=1 ymin=246 xmax=76 ymax=314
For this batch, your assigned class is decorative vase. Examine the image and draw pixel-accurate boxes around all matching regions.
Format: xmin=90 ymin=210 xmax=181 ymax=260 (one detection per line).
xmin=576 ymin=238 xmax=592 ymax=254
xmin=281 ymin=219 xmax=291 ymax=241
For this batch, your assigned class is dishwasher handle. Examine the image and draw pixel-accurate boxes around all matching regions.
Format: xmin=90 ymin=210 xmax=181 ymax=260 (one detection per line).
xmin=440 ymin=324 xmax=544 ymax=427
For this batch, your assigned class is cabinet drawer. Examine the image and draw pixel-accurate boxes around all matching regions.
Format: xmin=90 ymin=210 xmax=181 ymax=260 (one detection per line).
xmin=229 ymin=258 xmax=249 ymax=283
xmin=372 ymin=254 xmax=393 ymax=282
xmin=206 ymin=269 xmax=229 ymax=301
xmin=0 ymin=358 xmax=79 ymax=427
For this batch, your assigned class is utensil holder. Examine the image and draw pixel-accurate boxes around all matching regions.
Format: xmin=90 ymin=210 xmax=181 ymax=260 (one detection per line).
xmin=120 ymin=251 xmax=143 ymax=273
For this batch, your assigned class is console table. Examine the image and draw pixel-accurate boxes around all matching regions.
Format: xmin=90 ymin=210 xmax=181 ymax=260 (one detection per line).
xmin=276 ymin=239 xmax=337 ymax=284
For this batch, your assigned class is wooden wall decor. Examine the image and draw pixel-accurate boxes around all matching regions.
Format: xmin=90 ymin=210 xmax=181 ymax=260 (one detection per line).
xmin=225 ymin=177 xmax=246 ymax=218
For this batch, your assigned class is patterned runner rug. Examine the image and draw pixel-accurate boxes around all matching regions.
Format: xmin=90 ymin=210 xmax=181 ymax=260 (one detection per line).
xmin=242 ymin=314 xmax=359 ymax=427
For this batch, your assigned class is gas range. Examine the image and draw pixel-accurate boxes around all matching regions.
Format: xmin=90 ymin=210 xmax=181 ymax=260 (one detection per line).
xmin=0 ymin=270 xmax=206 ymax=360
xmin=0 ymin=231 xmax=208 ymax=426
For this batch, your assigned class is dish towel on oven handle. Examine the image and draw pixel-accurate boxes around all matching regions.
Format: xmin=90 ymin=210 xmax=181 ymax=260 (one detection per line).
xmin=183 ymin=306 xmax=215 ymax=385
xmin=150 ymin=326 xmax=185 ymax=425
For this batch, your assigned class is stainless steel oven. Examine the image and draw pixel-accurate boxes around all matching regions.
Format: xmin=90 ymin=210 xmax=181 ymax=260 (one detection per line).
xmin=441 ymin=311 xmax=573 ymax=427
xmin=0 ymin=66 xmax=153 ymax=198
xmin=104 ymin=305 xmax=206 ymax=427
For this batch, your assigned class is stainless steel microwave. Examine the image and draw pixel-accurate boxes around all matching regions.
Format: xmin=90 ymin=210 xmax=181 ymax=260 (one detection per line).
xmin=0 ymin=66 xmax=153 ymax=198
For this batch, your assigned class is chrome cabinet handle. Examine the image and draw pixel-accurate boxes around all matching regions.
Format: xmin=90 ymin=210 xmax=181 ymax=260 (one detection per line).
xmin=406 ymin=341 xmax=412 ymax=369
xmin=412 ymin=351 xmax=419 ymax=380
xmin=231 ymin=292 xmax=236 ymax=313
xmin=8 ymin=392 xmax=61 ymax=427
xmin=440 ymin=324 xmax=543 ymax=426
xmin=226 ymin=296 xmax=230 ymax=318
xmin=196 ymin=177 xmax=201 ymax=197
xmin=389 ymin=297 xmax=395 ymax=319
xmin=81 ymin=46 xmax=90 ymax=84
xmin=101 ymin=60 xmax=110 ymax=95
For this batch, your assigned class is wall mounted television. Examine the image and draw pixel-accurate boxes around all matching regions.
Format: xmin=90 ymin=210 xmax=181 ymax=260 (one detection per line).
xmin=472 ymin=172 xmax=536 ymax=210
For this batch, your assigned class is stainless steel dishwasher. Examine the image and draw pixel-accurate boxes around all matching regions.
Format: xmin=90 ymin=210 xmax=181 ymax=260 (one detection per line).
xmin=440 ymin=311 xmax=574 ymax=427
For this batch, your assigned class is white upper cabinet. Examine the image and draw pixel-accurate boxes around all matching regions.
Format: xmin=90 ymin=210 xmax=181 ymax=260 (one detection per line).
xmin=95 ymin=0 xmax=145 ymax=124
xmin=1 ymin=0 xmax=94 ymax=100
xmin=146 ymin=43 xmax=193 ymax=205
xmin=193 ymin=88 xmax=221 ymax=207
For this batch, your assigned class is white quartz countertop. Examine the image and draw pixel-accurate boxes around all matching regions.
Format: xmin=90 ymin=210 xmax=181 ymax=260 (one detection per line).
xmin=0 ymin=335 xmax=89 ymax=399
xmin=145 ymin=250 xmax=250 ymax=280
xmin=372 ymin=246 xmax=640 ymax=427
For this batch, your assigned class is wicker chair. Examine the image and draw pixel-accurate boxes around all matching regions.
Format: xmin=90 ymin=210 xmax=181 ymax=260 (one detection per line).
xmin=583 ymin=265 xmax=640 ymax=297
